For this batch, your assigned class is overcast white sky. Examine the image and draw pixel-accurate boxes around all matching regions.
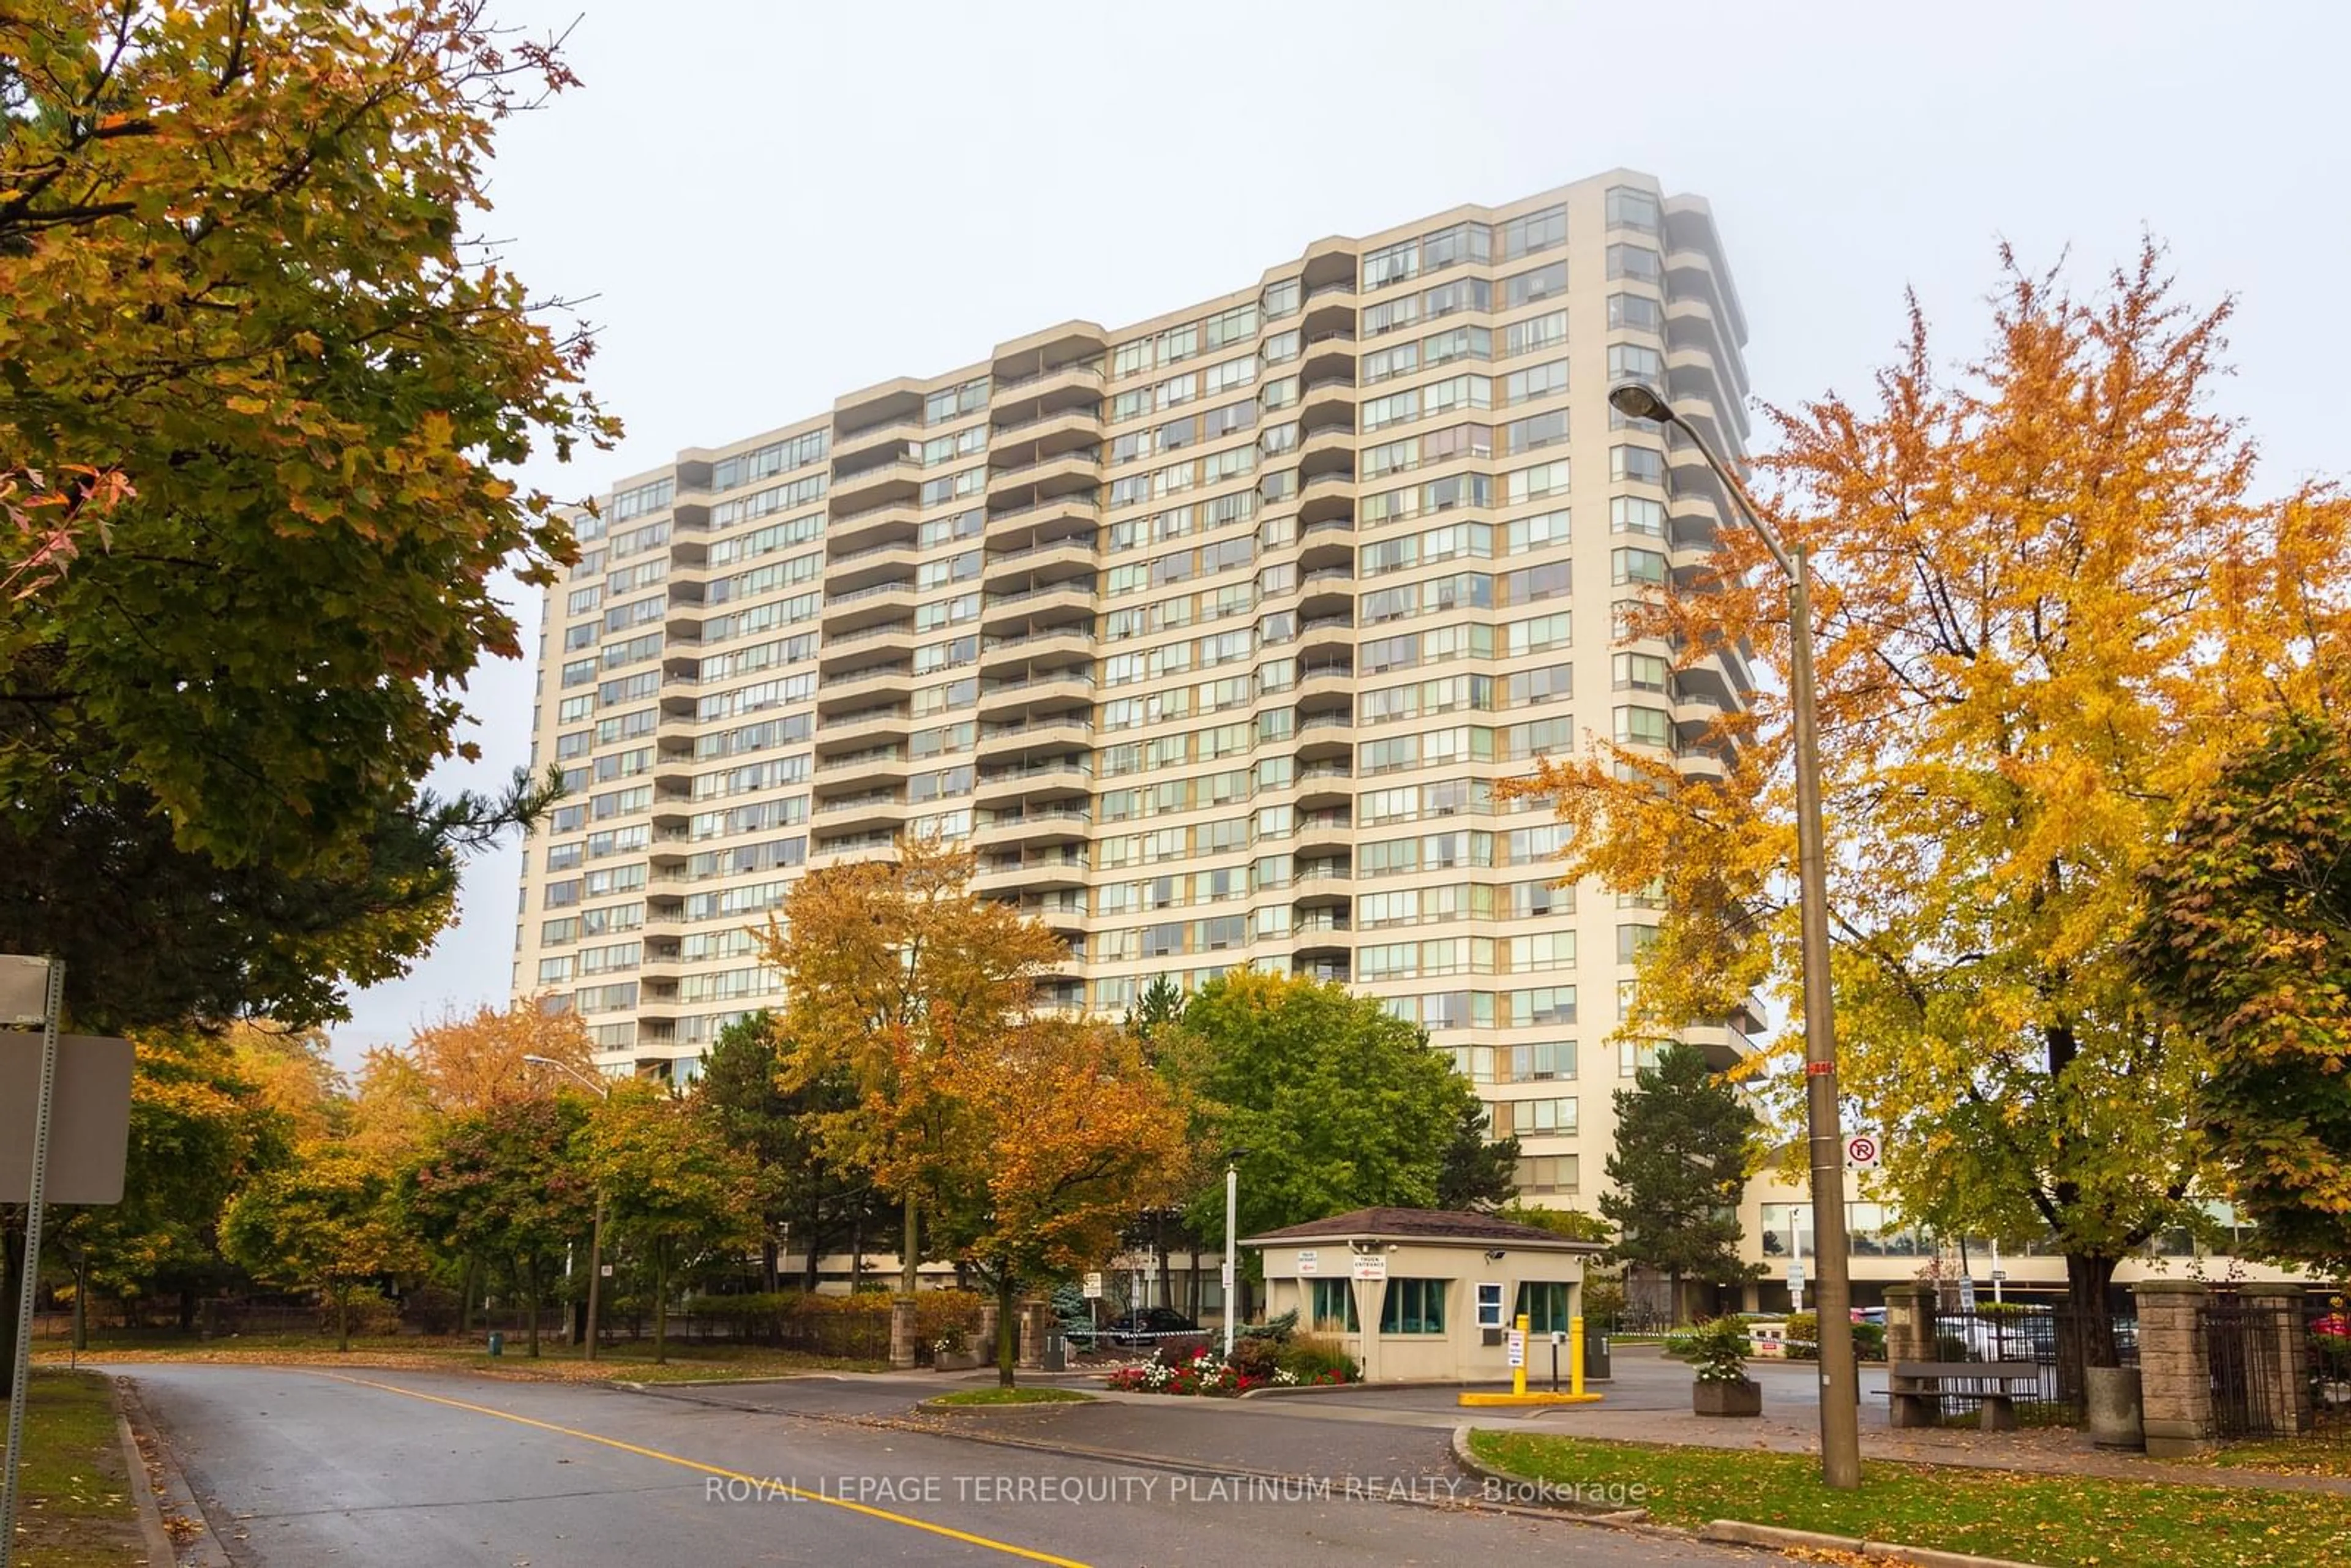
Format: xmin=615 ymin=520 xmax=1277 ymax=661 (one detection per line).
xmin=329 ymin=0 xmax=2351 ymax=1063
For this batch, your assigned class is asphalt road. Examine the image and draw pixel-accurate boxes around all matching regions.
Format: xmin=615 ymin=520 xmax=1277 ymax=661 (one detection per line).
xmin=123 ymin=1364 xmax=1794 ymax=1567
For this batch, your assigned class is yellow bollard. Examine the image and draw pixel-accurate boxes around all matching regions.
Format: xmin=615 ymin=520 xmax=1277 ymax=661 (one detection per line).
xmin=1512 ymin=1312 xmax=1529 ymax=1397
xmin=1570 ymin=1314 xmax=1586 ymax=1398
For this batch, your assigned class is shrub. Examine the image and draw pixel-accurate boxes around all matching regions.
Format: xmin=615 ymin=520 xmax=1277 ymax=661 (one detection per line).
xmin=1275 ymin=1335 xmax=1360 ymax=1384
xmin=1852 ymin=1321 xmax=1888 ymax=1362
xmin=1685 ymin=1316 xmax=1752 ymax=1384
xmin=1228 ymin=1335 xmax=1281 ymax=1379
xmin=1238 ymin=1309 xmax=1298 ymax=1345
xmin=1935 ymin=1332 xmax=1971 ymax=1363
xmin=1581 ymin=1276 xmax=1629 ymax=1332
xmin=1782 ymin=1311 xmax=1820 ymax=1360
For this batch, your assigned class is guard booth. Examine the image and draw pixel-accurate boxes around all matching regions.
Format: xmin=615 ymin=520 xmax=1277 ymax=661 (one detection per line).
xmin=1244 ymin=1207 xmax=1604 ymax=1384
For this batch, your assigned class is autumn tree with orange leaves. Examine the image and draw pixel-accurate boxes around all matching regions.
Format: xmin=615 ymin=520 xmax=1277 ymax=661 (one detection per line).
xmin=759 ymin=839 xmax=1069 ymax=1295
xmin=1507 ymin=242 xmax=2349 ymax=1362
xmin=947 ymin=1017 xmax=1191 ymax=1385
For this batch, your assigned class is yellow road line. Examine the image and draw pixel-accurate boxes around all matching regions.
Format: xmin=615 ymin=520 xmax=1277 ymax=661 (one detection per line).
xmin=312 ymin=1371 xmax=1089 ymax=1567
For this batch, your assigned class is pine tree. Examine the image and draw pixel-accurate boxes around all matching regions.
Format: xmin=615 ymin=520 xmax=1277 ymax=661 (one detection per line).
xmin=1599 ymin=1044 xmax=1760 ymax=1324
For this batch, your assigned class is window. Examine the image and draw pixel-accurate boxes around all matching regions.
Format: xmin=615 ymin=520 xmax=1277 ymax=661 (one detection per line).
xmin=1605 ymin=186 xmax=1662 ymax=234
xmin=1509 ymin=460 xmax=1571 ymax=504
xmin=1309 ymin=1278 xmax=1359 ymax=1332
xmin=1611 ymin=546 xmax=1667 ymax=587
xmin=1494 ymin=1097 xmax=1578 ymax=1136
xmin=1379 ymin=1278 xmax=1446 ymax=1335
xmin=1611 ymin=445 xmax=1665 ymax=486
xmin=1515 ymin=1154 xmax=1580 ymax=1195
xmin=1503 ymin=410 xmax=1569 ymax=455
xmin=1421 ymin=277 xmax=1488 ymax=318
xmin=1360 ymin=341 xmax=1419 ymax=384
xmin=1614 ymin=705 xmax=1671 ymax=748
xmin=1502 ymin=1040 xmax=1576 ymax=1081
xmin=1505 ymin=311 xmax=1568 ymax=356
xmin=1499 ymin=203 xmax=1566 ymax=260
xmin=1503 ymin=261 xmax=1568 ymax=310
xmin=1363 ymin=238 xmax=1420 ymax=290
xmin=1608 ymin=343 xmax=1666 ymax=386
xmin=1611 ymin=495 xmax=1666 ymax=536
xmin=1420 ymin=220 xmax=1490 ymax=271
xmin=1516 ymin=1281 xmax=1571 ymax=1334
xmin=1262 ymin=278 xmax=1302 ymax=318
xmin=1613 ymin=652 xmax=1670 ymax=692
xmin=1608 ymin=293 xmax=1664 ymax=332
xmin=1504 ymin=509 xmax=1571 ymax=553
xmin=1504 ymin=361 xmax=1569 ymax=405
xmin=1607 ymin=244 xmax=1662 ymax=283
xmin=1618 ymin=923 xmax=1659 ymax=964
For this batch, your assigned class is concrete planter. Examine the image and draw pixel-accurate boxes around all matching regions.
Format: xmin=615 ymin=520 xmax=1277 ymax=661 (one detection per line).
xmin=1693 ymin=1376 xmax=1763 ymax=1417
xmin=2086 ymin=1365 xmax=2146 ymax=1450
xmin=934 ymin=1351 xmax=984 ymax=1372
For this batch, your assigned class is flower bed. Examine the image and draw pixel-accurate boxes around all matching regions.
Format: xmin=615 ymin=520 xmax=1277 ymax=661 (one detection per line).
xmin=1103 ymin=1343 xmax=1360 ymax=1397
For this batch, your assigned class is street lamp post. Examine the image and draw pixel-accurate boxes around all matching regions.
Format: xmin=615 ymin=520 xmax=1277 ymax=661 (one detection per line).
xmin=1607 ymin=383 xmax=1863 ymax=1491
xmin=1222 ymin=1150 xmax=1250 ymax=1357
xmin=524 ymin=1054 xmax=610 ymax=1365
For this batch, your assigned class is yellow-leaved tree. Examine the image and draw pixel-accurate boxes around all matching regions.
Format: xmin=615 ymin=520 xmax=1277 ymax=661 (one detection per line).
xmin=1506 ymin=242 xmax=2349 ymax=1362
xmin=758 ymin=838 xmax=1067 ymax=1294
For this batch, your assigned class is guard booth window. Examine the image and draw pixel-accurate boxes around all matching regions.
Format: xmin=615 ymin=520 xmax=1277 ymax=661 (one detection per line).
xmin=1515 ymin=1281 xmax=1569 ymax=1333
xmin=1381 ymin=1278 xmax=1447 ymax=1334
xmin=1308 ymin=1278 xmax=1359 ymax=1332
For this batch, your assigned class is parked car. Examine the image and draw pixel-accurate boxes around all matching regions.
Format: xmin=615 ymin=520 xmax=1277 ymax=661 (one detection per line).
xmin=1087 ymin=1307 xmax=1202 ymax=1349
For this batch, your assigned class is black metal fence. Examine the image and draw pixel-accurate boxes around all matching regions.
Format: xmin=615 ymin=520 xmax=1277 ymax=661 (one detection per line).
xmin=2202 ymin=1288 xmax=2351 ymax=1446
xmin=1921 ymin=1302 xmax=2138 ymax=1424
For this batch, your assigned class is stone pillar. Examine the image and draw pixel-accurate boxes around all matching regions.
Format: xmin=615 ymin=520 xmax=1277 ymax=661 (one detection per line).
xmin=2240 ymin=1285 xmax=2313 ymax=1436
xmin=977 ymin=1300 xmax=1000 ymax=1367
xmin=1882 ymin=1284 xmax=1936 ymax=1428
xmin=1017 ymin=1299 xmax=1050 ymax=1368
xmin=2134 ymin=1280 xmax=2214 ymax=1458
xmin=889 ymin=1296 xmax=919 ymax=1371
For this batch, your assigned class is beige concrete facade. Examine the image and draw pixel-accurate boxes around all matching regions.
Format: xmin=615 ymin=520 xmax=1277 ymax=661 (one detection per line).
xmin=512 ymin=170 xmax=1757 ymax=1203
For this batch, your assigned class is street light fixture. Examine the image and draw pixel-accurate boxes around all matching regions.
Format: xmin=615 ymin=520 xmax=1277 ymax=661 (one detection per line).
xmin=1607 ymin=383 xmax=1863 ymax=1492
xmin=524 ymin=1054 xmax=611 ymax=1365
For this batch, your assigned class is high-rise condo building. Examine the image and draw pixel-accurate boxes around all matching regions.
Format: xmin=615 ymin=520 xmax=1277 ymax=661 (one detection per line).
xmin=515 ymin=168 xmax=1759 ymax=1206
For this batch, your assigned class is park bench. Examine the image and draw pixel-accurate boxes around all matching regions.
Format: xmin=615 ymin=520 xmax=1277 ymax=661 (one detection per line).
xmin=1888 ymin=1360 xmax=2042 ymax=1431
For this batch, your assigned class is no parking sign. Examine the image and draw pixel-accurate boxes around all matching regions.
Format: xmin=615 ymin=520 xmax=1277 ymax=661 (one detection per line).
xmin=1845 ymin=1133 xmax=1881 ymax=1169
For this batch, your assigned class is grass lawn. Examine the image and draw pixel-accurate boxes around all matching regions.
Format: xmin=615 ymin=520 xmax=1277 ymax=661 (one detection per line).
xmin=1 ymin=1371 xmax=143 ymax=1568
xmin=2209 ymin=1438 xmax=2351 ymax=1478
xmin=928 ymin=1387 xmax=1093 ymax=1408
xmin=38 ymin=1336 xmax=883 ymax=1382
xmin=1468 ymin=1431 xmax=2351 ymax=1568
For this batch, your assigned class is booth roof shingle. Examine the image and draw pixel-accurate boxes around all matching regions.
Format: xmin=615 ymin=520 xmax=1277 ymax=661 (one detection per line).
xmin=1240 ymin=1206 xmax=1605 ymax=1250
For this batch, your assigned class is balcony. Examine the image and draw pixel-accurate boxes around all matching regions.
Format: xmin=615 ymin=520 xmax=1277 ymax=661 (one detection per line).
xmin=1294 ymin=808 xmax=1353 ymax=857
xmin=981 ymin=536 xmax=1095 ymax=592
xmin=973 ymin=847 xmax=1091 ymax=892
xmin=831 ymin=415 xmax=921 ymax=463
xmin=975 ymin=670 xmax=1094 ymax=720
xmin=812 ymin=706 xmax=909 ymax=749
xmin=973 ymin=805 xmax=1092 ymax=846
xmin=1292 ymin=910 xmax=1352 ymax=958
xmin=816 ymin=621 xmax=917 ymax=669
xmin=972 ymin=756 xmax=1092 ymax=806
xmin=1298 ymin=566 xmax=1355 ymax=617
xmin=978 ymin=626 xmax=1094 ymax=676
xmin=980 ymin=578 xmax=1093 ymax=631
xmin=987 ymin=406 xmax=1100 ymax=469
xmin=986 ymin=446 xmax=1099 ymax=504
xmin=814 ymin=661 xmax=912 ymax=708
xmin=975 ymin=713 xmax=1093 ymax=760
xmin=821 ymin=577 xmax=917 ymax=632
xmin=1294 ymin=711 xmax=1354 ymax=762
xmin=810 ymin=789 xmax=905 ymax=836
xmin=1295 ymin=657 xmax=1354 ymax=704
xmin=1294 ymin=762 xmax=1352 ymax=810
xmin=825 ymin=499 xmax=920 ymax=556
xmin=827 ymin=452 xmax=921 ymax=512
xmin=810 ymin=832 xmax=899 ymax=866
xmin=814 ymin=749 xmax=911 ymax=789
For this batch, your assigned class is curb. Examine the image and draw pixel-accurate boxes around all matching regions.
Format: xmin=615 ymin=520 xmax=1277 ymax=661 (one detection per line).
xmin=114 ymin=1377 xmax=231 ymax=1568
xmin=1698 ymin=1520 xmax=2049 ymax=1568
xmin=916 ymin=1393 xmax=1099 ymax=1414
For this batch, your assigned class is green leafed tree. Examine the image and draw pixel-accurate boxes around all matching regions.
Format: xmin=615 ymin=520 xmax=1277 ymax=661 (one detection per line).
xmin=222 ymin=1144 xmax=413 ymax=1351
xmin=1435 ymin=1098 xmax=1521 ymax=1212
xmin=1162 ymin=970 xmax=1489 ymax=1253
xmin=694 ymin=1011 xmax=879 ymax=1293
xmin=400 ymin=1092 xmax=595 ymax=1357
xmin=579 ymin=1082 xmax=759 ymax=1364
xmin=2133 ymin=705 xmax=2351 ymax=1274
xmin=0 ymin=1 xmax=615 ymax=1028
xmin=1599 ymin=1043 xmax=1761 ymax=1324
